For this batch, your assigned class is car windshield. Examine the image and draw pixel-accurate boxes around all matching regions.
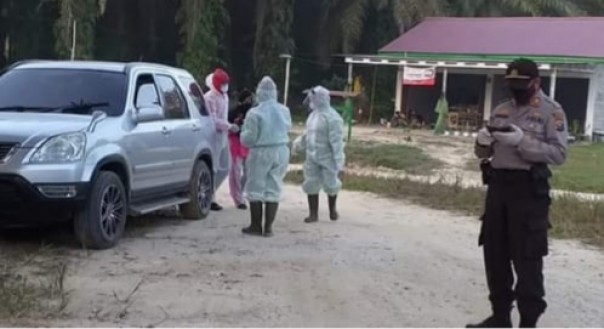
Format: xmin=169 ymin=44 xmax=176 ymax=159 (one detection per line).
xmin=0 ymin=68 xmax=127 ymax=116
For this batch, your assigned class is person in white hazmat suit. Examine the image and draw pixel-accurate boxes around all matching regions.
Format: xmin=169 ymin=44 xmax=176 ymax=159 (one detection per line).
xmin=204 ymin=70 xmax=240 ymax=211
xmin=292 ymin=86 xmax=345 ymax=223
xmin=240 ymin=76 xmax=292 ymax=237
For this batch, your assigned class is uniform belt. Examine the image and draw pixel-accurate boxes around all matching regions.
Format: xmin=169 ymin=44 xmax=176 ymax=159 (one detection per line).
xmin=491 ymin=169 xmax=532 ymax=182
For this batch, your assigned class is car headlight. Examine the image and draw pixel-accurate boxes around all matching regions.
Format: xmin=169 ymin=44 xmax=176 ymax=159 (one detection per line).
xmin=30 ymin=133 xmax=86 ymax=164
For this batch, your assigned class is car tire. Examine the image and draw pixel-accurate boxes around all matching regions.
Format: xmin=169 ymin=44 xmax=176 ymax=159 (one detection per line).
xmin=74 ymin=171 xmax=127 ymax=250
xmin=180 ymin=160 xmax=213 ymax=220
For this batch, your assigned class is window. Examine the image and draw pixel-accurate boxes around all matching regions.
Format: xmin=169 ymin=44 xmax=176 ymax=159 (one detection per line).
xmin=156 ymin=75 xmax=188 ymax=120
xmin=178 ymin=76 xmax=208 ymax=116
xmin=134 ymin=74 xmax=160 ymax=108
xmin=0 ymin=68 xmax=127 ymax=116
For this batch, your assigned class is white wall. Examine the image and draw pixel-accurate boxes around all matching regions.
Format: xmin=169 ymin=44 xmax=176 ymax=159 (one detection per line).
xmin=586 ymin=65 xmax=604 ymax=138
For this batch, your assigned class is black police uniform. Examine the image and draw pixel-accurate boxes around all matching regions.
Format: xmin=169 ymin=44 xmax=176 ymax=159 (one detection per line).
xmin=471 ymin=82 xmax=568 ymax=328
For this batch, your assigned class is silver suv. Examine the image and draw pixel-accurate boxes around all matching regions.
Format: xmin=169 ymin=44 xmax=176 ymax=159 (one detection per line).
xmin=0 ymin=60 xmax=219 ymax=249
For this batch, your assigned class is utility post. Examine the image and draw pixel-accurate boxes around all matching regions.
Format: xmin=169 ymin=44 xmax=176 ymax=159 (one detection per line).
xmin=70 ymin=20 xmax=77 ymax=60
xmin=280 ymin=54 xmax=292 ymax=106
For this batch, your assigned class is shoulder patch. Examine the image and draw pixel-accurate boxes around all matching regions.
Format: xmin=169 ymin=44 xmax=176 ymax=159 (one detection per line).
xmin=553 ymin=110 xmax=566 ymax=132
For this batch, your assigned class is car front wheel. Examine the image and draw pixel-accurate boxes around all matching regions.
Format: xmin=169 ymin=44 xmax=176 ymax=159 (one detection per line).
xmin=180 ymin=160 xmax=213 ymax=220
xmin=74 ymin=171 xmax=127 ymax=250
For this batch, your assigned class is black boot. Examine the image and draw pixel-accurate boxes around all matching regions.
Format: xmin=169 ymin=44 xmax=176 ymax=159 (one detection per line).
xmin=242 ymin=202 xmax=263 ymax=236
xmin=304 ymin=195 xmax=319 ymax=223
xmin=264 ymin=202 xmax=279 ymax=238
xmin=328 ymin=195 xmax=339 ymax=221
xmin=519 ymin=315 xmax=539 ymax=328
xmin=466 ymin=314 xmax=512 ymax=328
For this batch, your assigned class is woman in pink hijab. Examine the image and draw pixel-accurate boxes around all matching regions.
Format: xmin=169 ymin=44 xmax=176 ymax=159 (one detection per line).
xmin=228 ymin=89 xmax=253 ymax=209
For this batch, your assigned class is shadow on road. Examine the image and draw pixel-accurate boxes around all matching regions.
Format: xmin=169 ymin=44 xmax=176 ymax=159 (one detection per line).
xmin=0 ymin=208 xmax=187 ymax=250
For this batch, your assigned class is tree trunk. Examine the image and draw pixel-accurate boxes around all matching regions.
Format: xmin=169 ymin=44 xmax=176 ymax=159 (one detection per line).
xmin=0 ymin=1 xmax=7 ymax=67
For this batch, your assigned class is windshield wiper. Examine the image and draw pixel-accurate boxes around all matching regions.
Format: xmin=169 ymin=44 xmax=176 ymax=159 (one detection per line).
xmin=0 ymin=106 xmax=54 ymax=112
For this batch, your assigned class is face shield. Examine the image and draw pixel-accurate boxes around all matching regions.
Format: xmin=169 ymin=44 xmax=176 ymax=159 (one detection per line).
xmin=302 ymin=89 xmax=311 ymax=111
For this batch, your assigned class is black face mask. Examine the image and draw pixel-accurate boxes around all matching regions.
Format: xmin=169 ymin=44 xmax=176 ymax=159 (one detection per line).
xmin=507 ymin=80 xmax=537 ymax=106
xmin=510 ymin=88 xmax=534 ymax=106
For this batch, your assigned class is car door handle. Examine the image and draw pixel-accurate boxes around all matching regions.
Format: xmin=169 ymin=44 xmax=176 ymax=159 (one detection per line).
xmin=192 ymin=124 xmax=201 ymax=132
xmin=162 ymin=126 xmax=171 ymax=135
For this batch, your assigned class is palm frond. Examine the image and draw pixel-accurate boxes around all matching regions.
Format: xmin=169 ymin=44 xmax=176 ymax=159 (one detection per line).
xmin=340 ymin=0 xmax=369 ymax=52
xmin=394 ymin=0 xmax=444 ymax=28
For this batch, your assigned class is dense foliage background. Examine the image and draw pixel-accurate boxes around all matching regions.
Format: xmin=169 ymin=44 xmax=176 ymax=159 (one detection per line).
xmin=1 ymin=0 xmax=602 ymax=119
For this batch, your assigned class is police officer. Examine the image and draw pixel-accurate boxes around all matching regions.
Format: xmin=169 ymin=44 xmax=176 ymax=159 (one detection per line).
xmin=467 ymin=58 xmax=568 ymax=328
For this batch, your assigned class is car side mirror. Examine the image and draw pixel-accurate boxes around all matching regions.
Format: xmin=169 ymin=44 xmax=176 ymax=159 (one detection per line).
xmin=136 ymin=105 xmax=164 ymax=123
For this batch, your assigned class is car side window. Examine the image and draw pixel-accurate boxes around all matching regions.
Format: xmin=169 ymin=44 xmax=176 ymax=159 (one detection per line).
xmin=178 ymin=76 xmax=209 ymax=116
xmin=156 ymin=75 xmax=189 ymax=120
xmin=135 ymin=74 xmax=161 ymax=109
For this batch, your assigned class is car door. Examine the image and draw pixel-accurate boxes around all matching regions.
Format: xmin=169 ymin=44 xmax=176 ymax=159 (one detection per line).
xmin=123 ymin=72 xmax=173 ymax=194
xmin=154 ymin=74 xmax=198 ymax=185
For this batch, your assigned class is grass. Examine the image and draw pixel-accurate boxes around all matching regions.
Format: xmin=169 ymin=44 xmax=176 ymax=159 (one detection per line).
xmin=464 ymin=158 xmax=481 ymax=172
xmin=290 ymin=141 xmax=442 ymax=175
xmin=552 ymin=143 xmax=604 ymax=194
xmin=462 ymin=143 xmax=604 ymax=193
xmin=0 ymin=245 xmax=70 ymax=321
xmin=549 ymin=194 xmax=604 ymax=245
xmin=285 ymin=171 xmax=485 ymax=215
xmin=285 ymin=171 xmax=604 ymax=247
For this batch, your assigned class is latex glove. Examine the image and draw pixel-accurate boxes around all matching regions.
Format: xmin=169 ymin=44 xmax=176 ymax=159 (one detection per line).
xmin=229 ymin=124 xmax=240 ymax=133
xmin=492 ymin=124 xmax=524 ymax=146
xmin=338 ymin=170 xmax=345 ymax=181
xmin=476 ymin=127 xmax=494 ymax=146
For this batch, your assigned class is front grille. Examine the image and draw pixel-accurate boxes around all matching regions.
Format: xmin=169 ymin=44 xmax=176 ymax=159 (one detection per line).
xmin=0 ymin=180 xmax=25 ymax=202
xmin=0 ymin=143 xmax=17 ymax=162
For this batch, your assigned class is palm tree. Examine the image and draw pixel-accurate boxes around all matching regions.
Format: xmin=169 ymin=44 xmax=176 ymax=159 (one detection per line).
xmin=575 ymin=0 xmax=604 ymax=15
xmin=54 ymin=0 xmax=100 ymax=59
xmin=446 ymin=0 xmax=584 ymax=17
xmin=390 ymin=0 xmax=443 ymax=27
xmin=177 ymin=0 xmax=226 ymax=79
xmin=313 ymin=0 xmax=442 ymax=66
xmin=315 ymin=0 xmax=589 ymax=64
xmin=252 ymin=0 xmax=295 ymax=78
xmin=0 ymin=0 xmax=57 ymax=65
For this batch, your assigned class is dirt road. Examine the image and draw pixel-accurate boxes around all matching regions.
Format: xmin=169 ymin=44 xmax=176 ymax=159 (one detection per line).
xmin=9 ymin=185 xmax=604 ymax=327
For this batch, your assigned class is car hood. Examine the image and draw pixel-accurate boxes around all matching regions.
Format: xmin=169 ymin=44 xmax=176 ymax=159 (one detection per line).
xmin=0 ymin=113 xmax=91 ymax=147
